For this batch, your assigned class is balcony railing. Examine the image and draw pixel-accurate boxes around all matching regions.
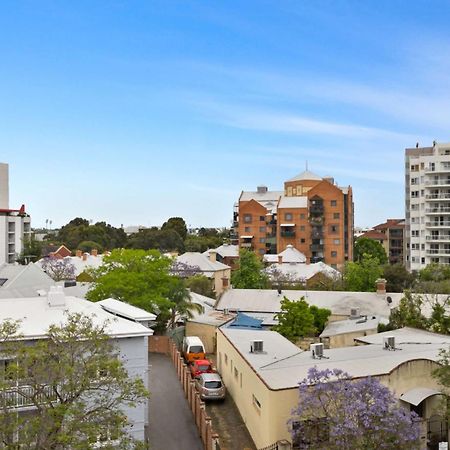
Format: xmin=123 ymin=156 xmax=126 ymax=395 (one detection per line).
xmin=309 ymin=217 xmax=324 ymax=225
xmin=426 ymin=222 xmax=450 ymax=228
xmin=241 ymin=243 xmax=253 ymax=249
xmin=281 ymin=231 xmax=295 ymax=238
xmin=425 ymin=180 xmax=450 ymax=186
xmin=427 ymin=249 xmax=450 ymax=255
xmin=425 ymin=208 xmax=450 ymax=214
xmin=310 ymin=244 xmax=324 ymax=252
xmin=426 ymin=235 xmax=450 ymax=241
xmin=0 ymin=384 xmax=57 ymax=409
xmin=425 ymin=193 xmax=450 ymax=200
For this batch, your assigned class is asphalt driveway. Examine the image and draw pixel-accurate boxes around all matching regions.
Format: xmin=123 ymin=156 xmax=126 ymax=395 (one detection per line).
xmin=148 ymin=353 xmax=203 ymax=450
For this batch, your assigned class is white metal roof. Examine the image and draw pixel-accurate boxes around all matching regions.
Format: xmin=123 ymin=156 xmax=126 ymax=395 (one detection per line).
xmin=354 ymin=327 xmax=450 ymax=345
xmin=216 ymin=288 xmax=397 ymax=318
xmin=400 ymin=388 xmax=442 ymax=406
xmin=176 ymin=252 xmax=230 ymax=275
xmin=286 ymin=170 xmax=322 ymax=182
xmin=264 ymin=262 xmax=340 ymax=282
xmin=278 ymin=196 xmax=308 ymax=209
xmin=320 ymin=316 xmax=387 ymax=338
xmin=220 ymin=328 xmax=446 ymax=390
xmin=203 ymin=244 xmax=239 ymax=259
xmin=263 ymin=245 xmax=307 ymax=264
xmin=279 ymin=223 xmax=295 ymax=227
xmin=97 ymin=298 xmax=156 ymax=321
xmin=0 ymin=293 xmax=153 ymax=340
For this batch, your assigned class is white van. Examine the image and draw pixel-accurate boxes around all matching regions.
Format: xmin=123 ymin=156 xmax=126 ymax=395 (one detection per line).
xmin=182 ymin=336 xmax=206 ymax=363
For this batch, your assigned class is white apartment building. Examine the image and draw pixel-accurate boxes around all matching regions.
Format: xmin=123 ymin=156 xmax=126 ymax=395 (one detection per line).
xmin=0 ymin=163 xmax=31 ymax=264
xmin=405 ymin=141 xmax=450 ymax=271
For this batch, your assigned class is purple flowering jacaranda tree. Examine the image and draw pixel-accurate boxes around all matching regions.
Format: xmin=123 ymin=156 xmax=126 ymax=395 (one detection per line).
xmin=290 ymin=366 xmax=420 ymax=450
xmin=41 ymin=256 xmax=76 ymax=282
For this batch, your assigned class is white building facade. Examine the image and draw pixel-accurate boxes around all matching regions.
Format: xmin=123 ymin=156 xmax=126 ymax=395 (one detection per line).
xmin=0 ymin=163 xmax=31 ymax=264
xmin=405 ymin=142 xmax=450 ymax=271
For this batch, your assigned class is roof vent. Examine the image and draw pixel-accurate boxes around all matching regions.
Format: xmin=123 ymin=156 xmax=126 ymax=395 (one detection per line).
xmin=250 ymin=340 xmax=264 ymax=353
xmin=383 ymin=336 xmax=396 ymax=351
xmin=310 ymin=343 xmax=324 ymax=359
xmin=386 ymin=296 xmax=393 ymax=304
xmin=223 ymin=308 xmax=229 ymax=315
xmin=48 ymin=286 xmax=66 ymax=308
xmin=257 ymin=185 xmax=268 ymax=194
xmin=350 ymin=308 xmax=360 ymax=319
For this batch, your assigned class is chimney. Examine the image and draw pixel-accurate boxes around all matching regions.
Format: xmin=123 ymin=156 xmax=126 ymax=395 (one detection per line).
xmin=257 ymin=185 xmax=268 ymax=194
xmin=91 ymin=248 xmax=98 ymax=257
xmin=376 ymin=278 xmax=387 ymax=295
xmin=75 ymin=249 xmax=82 ymax=258
xmin=47 ymin=286 xmax=66 ymax=308
xmin=82 ymin=253 xmax=88 ymax=261
xmin=209 ymin=251 xmax=217 ymax=262
xmin=278 ymin=255 xmax=283 ymax=264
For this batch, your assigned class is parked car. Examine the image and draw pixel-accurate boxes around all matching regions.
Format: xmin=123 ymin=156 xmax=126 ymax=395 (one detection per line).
xmin=190 ymin=359 xmax=214 ymax=378
xmin=195 ymin=373 xmax=226 ymax=401
xmin=182 ymin=336 xmax=206 ymax=363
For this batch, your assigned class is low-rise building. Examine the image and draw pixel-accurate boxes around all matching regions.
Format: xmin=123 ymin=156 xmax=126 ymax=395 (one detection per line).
xmin=175 ymin=252 xmax=231 ymax=296
xmin=203 ymin=244 xmax=240 ymax=270
xmin=216 ymin=327 xmax=448 ymax=449
xmin=0 ymin=288 xmax=153 ymax=443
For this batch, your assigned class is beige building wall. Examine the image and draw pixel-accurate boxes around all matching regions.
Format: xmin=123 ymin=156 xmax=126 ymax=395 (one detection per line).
xmin=213 ymin=268 xmax=231 ymax=296
xmin=217 ymin=329 xmax=445 ymax=449
xmin=185 ymin=322 xmax=217 ymax=354
xmin=322 ymin=328 xmax=379 ymax=348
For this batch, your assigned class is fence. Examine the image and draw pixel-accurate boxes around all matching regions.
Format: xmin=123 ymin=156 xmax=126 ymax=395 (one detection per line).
xmin=148 ymin=335 xmax=170 ymax=354
xmin=258 ymin=440 xmax=291 ymax=450
xmin=168 ymin=341 xmax=221 ymax=450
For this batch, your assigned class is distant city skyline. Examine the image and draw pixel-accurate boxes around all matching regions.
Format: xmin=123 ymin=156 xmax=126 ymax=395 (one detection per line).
xmin=1 ymin=1 xmax=450 ymax=229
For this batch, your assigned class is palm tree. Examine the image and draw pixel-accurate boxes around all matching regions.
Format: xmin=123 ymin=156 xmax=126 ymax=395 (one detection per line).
xmin=167 ymin=278 xmax=204 ymax=329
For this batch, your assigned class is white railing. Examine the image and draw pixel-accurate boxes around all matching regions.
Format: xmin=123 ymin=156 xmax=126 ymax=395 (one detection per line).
xmin=426 ymin=194 xmax=450 ymax=199
xmin=0 ymin=384 xmax=56 ymax=409
xmin=426 ymin=236 xmax=450 ymax=241
xmin=426 ymin=222 xmax=450 ymax=227
xmin=426 ymin=208 xmax=450 ymax=213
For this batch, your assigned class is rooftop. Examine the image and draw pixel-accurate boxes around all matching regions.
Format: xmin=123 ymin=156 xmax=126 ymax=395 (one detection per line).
xmin=264 ymin=261 xmax=339 ymax=282
xmin=97 ymin=298 xmax=157 ymax=322
xmin=220 ymin=327 xmax=447 ymax=390
xmin=355 ymin=327 xmax=450 ymax=345
xmin=286 ymin=170 xmax=322 ymax=182
xmin=176 ymin=252 xmax=230 ymax=274
xmin=263 ymin=245 xmax=307 ymax=264
xmin=203 ymin=244 xmax=239 ymax=259
xmin=277 ymin=196 xmax=308 ymax=209
xmin=320 ymin=315 xmax=387 ymax=338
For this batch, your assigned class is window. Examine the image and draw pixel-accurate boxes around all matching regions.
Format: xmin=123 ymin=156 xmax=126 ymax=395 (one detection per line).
xmin=259 ymin=237 xmax=265 ymax=243
xmin=259 ymin=216 xmax=265 ymax=221
xmin=331 ymin=251 xmax=337 ymax=257
xmin=259 ymin=226 xmax=266 ymax=232
xmin=411 ymin=191 xmax=419 ymax=198
xmin=333 ymin=239 xmax=340 ymax=245
xmin=252 ymin=394 xmax=261 ymax=409
xmin=258 ymin=248 xmax=265 ymax=255
xmin=421 ymin=257 xmax=425 ymax=264
xmin=300 ymin=225 xmax=305 ymax=231
xmin=411 ymin=177 xmax=418 ymax=185
xmin=300 ymin=213 xmax=305 ymax=219
xmin=300 ymin=238 xmax=305 ymax=243
xmin=285 ymin=213 xmax=293 ymax=221
xmin=224 ymin=354 xmax=228 ymax=365
xmin=244 ymin=226 xmax=251 ymax=232
xmin=329 ymin=224 xmax=339 ymax=234
xmin=234 ymin=367 xmax=238 ymax=380
xmin=331 ymin=200 xmax=337 ymax=206
xmin=244 ymin=214 xmax=252 ymax=223
xmin=333 ymin=213 xmax=340 ymax=219
xmin=411 ymin=230 xmax=419 ymax=237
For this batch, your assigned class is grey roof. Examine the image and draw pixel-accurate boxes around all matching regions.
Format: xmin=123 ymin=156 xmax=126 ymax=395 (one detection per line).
xmin=97 ymin=298 xmax=157 ymax=321
xmin=220 ymin=328 xmax=446 ymax=390
xmin=320 ymin=316 xmax=387 ymax=338
xmin=216 ymin=288 xmax=399 ymax=318
xmin=277 ymin=196 xmax=308 ymax=208
xmin=354 ymin=327 xmax=450 ymax=345
xmin=239 ymin=190 xmax=283 ymax=211
xmin=0 ymin=293 xmax=153 ymax=340
xmin=287 ymin=170 xmax=322 ymax=182
xmin=263 ymin=245 xmax=307 ymax=264
xmin=203 ymin=244 xmax=239 ymax=259
xmin=264 ymin=261 xmax=339 ymax=281
xmin=188 ymin=309 xmax=236 ymax=327
xmin=176 ymin=253 xmax=230 ymax=276
xmin=0 ymin=263 xmax=54 ymax=298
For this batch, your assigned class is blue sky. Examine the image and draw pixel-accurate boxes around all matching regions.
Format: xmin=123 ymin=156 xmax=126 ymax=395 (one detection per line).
xmin=1 ymin=1 xmax=450 ymax=229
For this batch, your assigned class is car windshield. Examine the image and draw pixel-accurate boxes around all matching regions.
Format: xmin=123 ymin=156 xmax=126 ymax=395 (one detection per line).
xmin=205 ymin=381 xmax=222 ymax=389
xmin=190 ymin=346 xmax=203 ymax=353
xmin=198 ymin=365 xmax=210 ymax=372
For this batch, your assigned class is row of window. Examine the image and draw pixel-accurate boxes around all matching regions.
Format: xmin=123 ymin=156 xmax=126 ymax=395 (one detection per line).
xmin=242 ymin=206 xmax=340 ymax=223
xmin=243 ymin=225 xmax=340 ymax=234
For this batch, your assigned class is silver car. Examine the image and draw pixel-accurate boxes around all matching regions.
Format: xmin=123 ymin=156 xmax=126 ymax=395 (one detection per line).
xmin=195 ymin=373 xmax=226 ymax=401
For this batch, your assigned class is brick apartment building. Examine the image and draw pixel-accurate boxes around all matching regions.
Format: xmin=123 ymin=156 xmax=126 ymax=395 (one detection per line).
xmin=234 ymin=170 xmax=354 ymax=268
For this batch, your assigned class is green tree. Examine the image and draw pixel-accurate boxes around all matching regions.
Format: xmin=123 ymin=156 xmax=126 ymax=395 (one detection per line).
xmin=127 ymin=228 xmax=184 ymax=253
xmin=231 ymin=249 xmax=268 ymax=289
xmin=354 ymin=237 xmax=388 ymax=264
xmin=343 ymin=255 xmax=383 ymax=292
xmin=388 ymin=290 xmax=428 ymax=330
xmin=433 ymin=347 xmax=450 ymax=419
xmin=0 ymin=313 xmax=148 ymax=449
xmin=86 ymin=249 xmax=174 ymax=313
xmin=184 ymin=235 xmax=222 ymax=253
xmin=185 ymin=274 xmax=215 ymax=298
xmin=382 ymin=264 xmax=416 ymax=293
xmin=77 ymin=240 xmax=104 ymax=253
xmin=273 ymin=297 xmax=316 ymax=342
xmin=165 ymin=278 xmax=204 ymax=329
xmin=161 ymin=217 xmax=188 ymax=240
xmin=17 ymin=235 xmax=43 ymax=264
xmin=309 ymin=305 xmax=331 ymax=334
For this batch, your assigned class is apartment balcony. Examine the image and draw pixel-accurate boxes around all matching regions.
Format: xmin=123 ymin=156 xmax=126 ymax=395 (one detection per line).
xmin=426 ymin=222 xmax=450 ymax=228
xmin=425 ymin=179 xmax=450 ymax=187
xmin=241 ymin=243 xmax=253 ymax=249
xmin=426 ymin=235 xmax=450 ymax=241
xmin=310 ymin=244 xmax=324 ymax=252
xmin=310 ymin=256 xmax=324 ymax=263
xmin=265 ymin=236 xmax=276 ymax=244
xmin=311 ymin=230 xmax=324 ymax=239
xmin=1 ymin=384 xmax=57 ymax=409
xmin=309 ymin=216 xmax=324 ymax=226
xmin=280 ymin=230 xmax=295 ymax=238
xmin=426 ymin=249 xmax=450 ymax=256
xmin=309 ymin=204 xmax=324 ymax=214
xmin=425 ymin=207 xmax=450 ymax=214
xmin=425 ymin=193 xmax=450 ymax=200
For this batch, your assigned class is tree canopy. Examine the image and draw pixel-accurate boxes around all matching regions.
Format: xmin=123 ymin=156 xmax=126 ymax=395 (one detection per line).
xmin=231 ymin=249 xmax=268 ymax=289
xmin=290 ymin=367 xmax=420 ymax=450
xmin=0 ymin=313 xmax=148 ymax=449
xmin=161 ymin=217 xmax=188 ymax=241
xmin=41 ymin=256 xmax=76 ymax=281
xmin=354 ymin=237 xmax=388 ymax=264
xmin=343 ymin=254 xmax=383 ymax=292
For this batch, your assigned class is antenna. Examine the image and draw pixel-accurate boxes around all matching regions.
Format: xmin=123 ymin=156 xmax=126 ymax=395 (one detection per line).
xmin=306 ymin=160 xmax=309 ymax=171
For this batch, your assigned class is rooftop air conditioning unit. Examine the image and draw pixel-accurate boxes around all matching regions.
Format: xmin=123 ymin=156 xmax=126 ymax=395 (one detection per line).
xmin=383 ymin=336 xmax=396 ymax=350
xmin=310 ymin=343 xmax=324 ymax=359
xmin=350 ymin=308 xmax=360 ymax=319
xmin=250 ymin=340 xmax=264 ymax=353
xmin=223 ymin=308 xmax=229 ymax=315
